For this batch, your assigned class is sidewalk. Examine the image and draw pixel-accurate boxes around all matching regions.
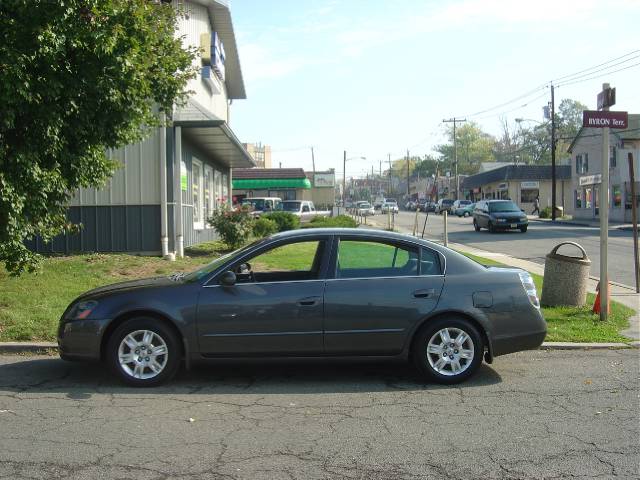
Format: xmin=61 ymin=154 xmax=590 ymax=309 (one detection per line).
xmin=528 ymin=215 xmax=638 ymax=231
xmin=364 ymin=214 xmax=640 ymax=341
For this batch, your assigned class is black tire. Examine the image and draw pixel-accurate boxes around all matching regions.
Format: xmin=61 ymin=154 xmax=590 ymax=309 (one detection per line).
xmin=473 ymin=220 xmax=480 ymax=232
xmin=106 ymin=317 xmax=181 ymax=387
xmin=488 ymin=222 xmax=496 ymax=233
xmin=411 ymin=316 xmax=484 ymax=384
xmin=520 ymin=226 xmax=528 ymax=233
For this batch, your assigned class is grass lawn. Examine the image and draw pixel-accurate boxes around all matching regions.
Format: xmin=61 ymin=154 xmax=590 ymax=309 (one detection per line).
xmin=461 ymin=252 xmax=634 ymax=343
xmin=0 ymin=241 xmax=635 ymax=343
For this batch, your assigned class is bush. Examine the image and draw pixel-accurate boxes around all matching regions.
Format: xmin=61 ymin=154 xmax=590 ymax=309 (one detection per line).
xmin=252 ymin=217 xmax=278 ymax=238
xmin=207 ymin=205 xmax=253 ymax=249
xmin=539 ymin=207 xmax=552 ymax=219
xmin=263 ymin=211 xmax=300 ymax=232
xmin=304 ymin=215 xmax=358 ymax=228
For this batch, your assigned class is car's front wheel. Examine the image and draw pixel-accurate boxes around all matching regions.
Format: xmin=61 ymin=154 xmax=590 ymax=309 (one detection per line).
xmin=412 ymin=317 xmax=484 ymax=384
xmin=520 ymin=226 xmax=528 ymax=233
xmin=106 ymin=317 xmax=181 ymax=387
xmin=473 ymin=219 xmax=481 ymax=232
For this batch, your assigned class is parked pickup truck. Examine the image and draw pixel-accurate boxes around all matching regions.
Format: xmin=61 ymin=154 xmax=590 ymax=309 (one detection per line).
xmin=281 ymin=200 xmax=330 ymax=222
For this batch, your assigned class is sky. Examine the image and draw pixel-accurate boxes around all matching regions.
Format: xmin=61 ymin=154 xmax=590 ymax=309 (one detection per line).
xmin=229 ymin=0 xmax=640 ymax=179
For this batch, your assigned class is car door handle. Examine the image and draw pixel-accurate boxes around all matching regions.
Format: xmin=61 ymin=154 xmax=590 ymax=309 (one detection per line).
xmin=297 ymin=296 xmax=320 ymax=307
xmin=413 ymin=289 xmax=436 ymax=298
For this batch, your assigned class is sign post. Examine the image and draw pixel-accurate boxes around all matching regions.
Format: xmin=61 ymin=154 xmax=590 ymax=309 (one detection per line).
xmin=582 ymin=84 xmax=628 ymax=321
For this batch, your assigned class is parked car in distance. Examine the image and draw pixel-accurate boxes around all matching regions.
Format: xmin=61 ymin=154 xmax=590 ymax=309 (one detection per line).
xmin=381 ymin=200 xmax=399 ymax=213
xmin=452 ymin=200 xmax=472 ymax=211
xmin=454 ymin=202 xmax=475 ymax=217
xmin=405 ymin=200 xmax=417 ymax=211
xmin=355 ymin=201 xmax=375 ymax=216
xmin=473 ymin=200 xmax=529 ymax=233
xmin=58 ymin=228 xmax=546 ymax=386
xmin=373 ymin=195 xmax=385 ymax=210
xmin=421 ymin=201 xmax=436 ymax=213
xmin=281 ymin=200 xmax=330 ymax=222
xmin=435 ymin=198 xmax=454 ymax=214
xmin=242 ymin=197 xmax=283 ymax=217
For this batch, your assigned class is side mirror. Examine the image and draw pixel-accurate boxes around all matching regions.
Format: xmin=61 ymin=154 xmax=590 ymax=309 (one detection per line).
xmin=219 ymin=270 xmax=236 ymax=286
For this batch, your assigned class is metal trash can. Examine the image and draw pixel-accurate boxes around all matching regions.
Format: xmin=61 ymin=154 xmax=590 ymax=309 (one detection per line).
xmin=541 ymin=242 xmax=591 ymax=307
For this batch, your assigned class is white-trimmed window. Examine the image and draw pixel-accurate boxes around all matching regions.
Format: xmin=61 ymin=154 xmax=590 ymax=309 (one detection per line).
xmin=222 ymin=173 xmax=229 ymax=205
xmin=192 ymin=158 xmax=204 ymax=229
xmin=204 ymin=165 xmax=214 ymax=225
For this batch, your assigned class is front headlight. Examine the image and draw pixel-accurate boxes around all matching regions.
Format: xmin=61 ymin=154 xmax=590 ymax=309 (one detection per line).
xmin=65 ymin=300 xmax=99 ymax=320
xmin=518 ymin=272 xmax=539 ymax=308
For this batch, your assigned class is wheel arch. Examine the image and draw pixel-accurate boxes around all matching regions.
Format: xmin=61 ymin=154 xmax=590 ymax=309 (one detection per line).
xmin=100 ymin=310 xmax=187 ymax=363
xmin=408 ymin=310 xmax=493 ymax=364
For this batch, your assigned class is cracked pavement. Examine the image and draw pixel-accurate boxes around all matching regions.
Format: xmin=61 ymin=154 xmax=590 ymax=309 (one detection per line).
xmin=0 ymin=350 xmax=638 ymax=479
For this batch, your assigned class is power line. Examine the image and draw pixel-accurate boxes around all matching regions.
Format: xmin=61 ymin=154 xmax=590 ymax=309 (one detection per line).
xmin=473 ymin=92 xmax=549 ymax=121
xmin=552 ymin=49 xmax=640 ymax=83
xmin=556 ymin=60 xmax=640 ymax=88
xmin=461 ymin=84 xmax=549 ymax=119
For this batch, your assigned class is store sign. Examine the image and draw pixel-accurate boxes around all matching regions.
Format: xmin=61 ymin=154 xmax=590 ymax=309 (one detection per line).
xmin=582 ymin=110 xmax=627 ymax=129
xmin=579 ymin=174 xmax=602 ymax=186
xmin=314 ymin=173 xmax=335 ymax=187
xmin=520 ymin=181 xmax=539 ymax=189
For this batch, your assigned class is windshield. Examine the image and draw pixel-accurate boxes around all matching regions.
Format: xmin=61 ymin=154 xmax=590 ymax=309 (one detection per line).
xmin=459 ymin=200 xmax=471 ymax=205
xmin=359 ymin=202 xmax=371 ymax=208
xmin=489 ymin=201 xmax=520 ymax=213
xmin=442 ymin=200 xmax=453 ymax=205
xmin=182 ymin=239 xmax=263 ymax=283
xmin=282 ymin=201 xmax=301 ymax=212
xmin=385 ymin=198 xmax=396 ymax=203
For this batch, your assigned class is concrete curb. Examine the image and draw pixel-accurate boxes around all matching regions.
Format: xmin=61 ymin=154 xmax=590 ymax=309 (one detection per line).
xmin=0 ymin=341 xmax=637 ymax=355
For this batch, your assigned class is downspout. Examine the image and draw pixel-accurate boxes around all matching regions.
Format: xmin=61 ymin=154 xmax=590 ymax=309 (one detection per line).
xmin=175 ymin=125 xmax=184 ymax=258
xmin=159 ymin=115 xmax=170 ymax=259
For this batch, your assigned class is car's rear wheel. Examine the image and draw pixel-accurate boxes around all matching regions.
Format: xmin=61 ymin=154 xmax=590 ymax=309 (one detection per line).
xmin=473 ymin=219 xmax=480 ymax=232
xmin=107 ymin=317 xmax=181 ymax=387
xmin=412 ymin=317 xmax=484 ymax=384
xmin=464 ymin=211 xmax=470 ymax=217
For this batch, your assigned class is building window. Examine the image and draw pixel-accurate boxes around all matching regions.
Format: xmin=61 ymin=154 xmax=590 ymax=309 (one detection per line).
xmin=584 ymin=187 xmax=592 ymax=209
xmin=204 ymin=166 xmax=214 ymax=224
xmin=521 ymin=189 xmax=538 ymax=203
xmin=574 ymin=190 xmax=582 ymax=209
xmin=192 ymin=159 xmax=204 ymax=229
xmin=575 ymin=154 xmax=582 ymax=174
xmin=612 ymin=185 xmax=621 ymax=207
xmin=576 ymin=154 xmax=589 ymax=174
xmin=215 ymin=170 xmax=223 ymax=206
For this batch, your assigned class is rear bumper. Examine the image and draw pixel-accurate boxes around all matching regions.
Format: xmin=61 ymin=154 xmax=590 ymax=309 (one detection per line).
xmin=492 ymin=330 xmax=546 ymax=356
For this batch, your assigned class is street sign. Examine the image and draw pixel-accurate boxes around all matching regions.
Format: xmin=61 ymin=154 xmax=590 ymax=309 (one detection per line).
xmin=582 ymin=110 xmax=628 ymax=129
xmin=597 ymin=87 xmax=615 ymax=110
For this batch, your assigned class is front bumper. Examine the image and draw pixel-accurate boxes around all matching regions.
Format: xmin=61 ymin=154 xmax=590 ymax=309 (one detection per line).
xmin=493 ymin=220 xmax=528 ymax=230
xmin=57 ymin=318 xmax=110 ymax=361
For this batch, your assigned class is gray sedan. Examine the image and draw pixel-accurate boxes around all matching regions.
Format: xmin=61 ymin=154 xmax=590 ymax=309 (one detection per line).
xmin=58 ymin=228 xmax=546 ymax=387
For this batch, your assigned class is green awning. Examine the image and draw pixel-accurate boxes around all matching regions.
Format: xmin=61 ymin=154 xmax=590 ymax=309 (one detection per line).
xmin=232 ymin=178 xmax=311 ymax=190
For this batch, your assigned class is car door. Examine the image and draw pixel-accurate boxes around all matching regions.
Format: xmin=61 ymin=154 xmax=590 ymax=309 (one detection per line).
xmin=323 ymin=237 xmax=445 ymax=355
xmin=196 ymin=237 xmax=332 ymax=356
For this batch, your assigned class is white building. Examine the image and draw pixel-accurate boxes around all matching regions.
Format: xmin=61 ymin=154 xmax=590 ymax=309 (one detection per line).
xmin=568 ymin=114 xmax=640 ymax=222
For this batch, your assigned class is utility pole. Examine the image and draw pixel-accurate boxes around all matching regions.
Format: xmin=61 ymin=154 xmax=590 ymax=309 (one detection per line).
xmin=551 ymin=83 xmax=557 ymax=221
xmin=406 ymin=149 xmax=410 ymax=196
xmin=342 ymin=150 xmax=346 ymax=207
xmin=388 ymin=153 xmax=392 ymax=197
xmin=443 ymin=118 xmax=466 ymax=199
xmin=310 ymin=146 xmax=316 ymax=186
xmin=629 ymin=152 xmax=639 ymax=293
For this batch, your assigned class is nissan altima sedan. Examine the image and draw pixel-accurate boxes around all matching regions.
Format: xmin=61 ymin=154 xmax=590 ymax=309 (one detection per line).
xmin=58 ymin=228 xmax=546 ymax=387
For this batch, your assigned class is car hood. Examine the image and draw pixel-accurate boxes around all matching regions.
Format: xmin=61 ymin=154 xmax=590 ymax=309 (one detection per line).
xmin=77 ymin=276 xmax=179 ymax=300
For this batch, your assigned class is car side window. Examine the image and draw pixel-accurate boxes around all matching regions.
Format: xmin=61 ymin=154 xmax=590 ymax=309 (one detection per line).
xmin=236 ymin=240 xmax=325 ymax=283
xmin=336 ymin=240 xmax=419 ymax=279
xmin=302 ymin=205 xmax=310 ymax=212
xmin=420 ymin=248 xmax=442 ymax=276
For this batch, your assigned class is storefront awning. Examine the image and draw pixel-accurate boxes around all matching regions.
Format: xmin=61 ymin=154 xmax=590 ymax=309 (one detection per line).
xmin=233 ymin=178 xmax=312 ymax=190
xmin=173 ymin=99 xmax=255 ymax=168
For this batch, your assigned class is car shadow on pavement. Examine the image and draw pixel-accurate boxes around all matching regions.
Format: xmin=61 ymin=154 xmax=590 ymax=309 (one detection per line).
xmin=0 ymin=357 xmax=502 ymax=396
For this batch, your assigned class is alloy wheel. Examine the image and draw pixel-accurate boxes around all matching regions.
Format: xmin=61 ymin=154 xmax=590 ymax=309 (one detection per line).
xmin=426 ymin=327 xmax=475 ymax=376
xmin=118 ymin=330 xmax=169 ymax=380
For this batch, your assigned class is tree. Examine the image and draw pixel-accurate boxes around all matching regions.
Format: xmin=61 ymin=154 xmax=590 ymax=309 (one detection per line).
xmin=0 ymin=0 xmax=196 ymax=274
xmin=435 ymin=122 xmax=495 ymax=175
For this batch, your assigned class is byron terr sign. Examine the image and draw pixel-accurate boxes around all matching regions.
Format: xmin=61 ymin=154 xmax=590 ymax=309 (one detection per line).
xmin=583 ymin=111 xmax=628 ymax=129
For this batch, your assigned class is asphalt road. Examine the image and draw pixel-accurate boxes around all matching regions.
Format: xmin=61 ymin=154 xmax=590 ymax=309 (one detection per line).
xmin=369 ymin=211 xmax=637 ymax=287
xmin=1 ymin=351 xmax=638 ymax=479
